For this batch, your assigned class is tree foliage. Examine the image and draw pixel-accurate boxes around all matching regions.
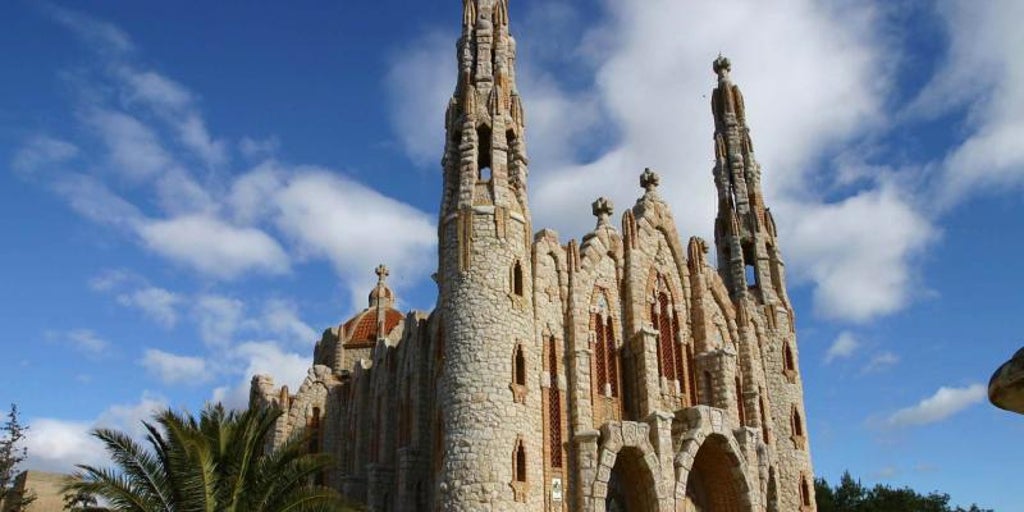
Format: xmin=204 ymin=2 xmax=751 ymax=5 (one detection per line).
xmin=65 ymin=403 xmax=360 ymax=512
xmin=815 ymin=471 xmax=991 ymax=512
xmin=0 ymin=404 xmax=36 ymax=512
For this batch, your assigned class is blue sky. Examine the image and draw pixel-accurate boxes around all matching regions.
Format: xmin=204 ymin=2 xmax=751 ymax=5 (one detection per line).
xmin=1 ymin=1 xmax=1022 ymax=509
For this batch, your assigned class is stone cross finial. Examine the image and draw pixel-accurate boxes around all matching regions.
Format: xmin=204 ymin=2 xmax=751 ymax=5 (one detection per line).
xmin=375 ymin=264 xmax=390 ymax=284
xmin=640 ymin=168 xmax=660 ymax=193
xmin=592 ymin=197 xmax=614 ymax=225
xmin=713 ymin=54 xmax=731 ymax=80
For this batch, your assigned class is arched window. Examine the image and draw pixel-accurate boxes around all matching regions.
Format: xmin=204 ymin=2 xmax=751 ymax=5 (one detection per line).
xmin=547 ymin=336 xmax=563 ymax=468
xmin=656 ymin=292 xmax=677 ymax=381
xmin=592 ymin=295 xmax=619 ymax=398
xmin=605 ymin=316 xmax=618 ymax=398
xmin=514 ymin=344 xmax=526 ymax=386
xmin=513 ymin=439 xmax=527 ymax=482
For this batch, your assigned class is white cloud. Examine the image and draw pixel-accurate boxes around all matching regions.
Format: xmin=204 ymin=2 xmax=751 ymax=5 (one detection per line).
xmin=779 ymin=186 xmax=936 ymax=322
xmin=116 ymin=66 xmax=227 ymax=169
xmin=23 ymin=419 xmax=104 ymax=472
xmin=88 ymin=268 xmax=138 ymax=292
xmin=64 ymin=329 xmax=110 ymax=356
xmin=94 ymin=393 xmax=167 ymax=440
xmin=117 ymin=286 xmax=181 ymax=328
xmin=138 ymin=215 xmax=289 ymax=279
xmin=25 ymin=394 xmax=166 ymax=473
xmin=140 ymin=349 xmax=209 ymax=385
xmin=193 ymin=295 xmax=245 ymax=348
xmin=153 ymin=168 xmax=217 ymax=216
xmin=273 ymin=171 xmax=436 ymax=306
xmin=262 ymin=299 xmax=318 ymax=346
xmin=86 ymin=109 xmax=172 ymax=179
xmin=212 ymin=342 xmax=311 ymax=410
xmin=11 ymin=135 xmax=79 ymax=176
xmin=239 ymin=136 xmax=280 ymax=160
xmin=863 ymin=351 xmax=900 ymax=373
xmin=910 ymin=1 xmax=1024 ymax=205
xmin=44 ymin=3 xmax=133 ymax=56
xmin=825 ymin=331 xmax=860 ymax=363
xmin=385 ymin=31 xmax=455 ymax=167
xmin=385 ymin=1 xmax=935 ymax=323
xmin=52 ymin=174 xmax=143 ymax=230
xmin=885 ymin=383 xmax=986 ymax=428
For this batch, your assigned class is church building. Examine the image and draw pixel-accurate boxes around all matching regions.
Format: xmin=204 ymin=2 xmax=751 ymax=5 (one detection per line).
xmin=251 ymin=1 xmax=817 ymax=510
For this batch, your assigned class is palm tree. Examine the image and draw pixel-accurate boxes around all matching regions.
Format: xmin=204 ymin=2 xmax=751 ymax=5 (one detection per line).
xmin=65 ymin=403 xmax=360 ymax=512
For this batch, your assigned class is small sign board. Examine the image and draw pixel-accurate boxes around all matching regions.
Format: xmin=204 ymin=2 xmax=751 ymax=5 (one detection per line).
xmin=551 ymin=477 xmax=563 ymax=502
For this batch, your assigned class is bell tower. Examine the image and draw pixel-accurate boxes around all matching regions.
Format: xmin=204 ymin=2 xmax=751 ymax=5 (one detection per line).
xmin=436 ymin=0 xmax=541 ymax=509
xmin=710 ymin=56 xmax=817 ymax=511
xmin=711 ymin=56 xmax=789 ymax=308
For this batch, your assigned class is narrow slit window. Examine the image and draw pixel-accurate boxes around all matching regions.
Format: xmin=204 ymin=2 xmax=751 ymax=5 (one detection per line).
xmin=514 ymin=440 xmax=527 ymax=482
xmin=745 ymin=264 xmax=757 ymax=287
xmin=477 ymin=125 xmax=492 ymax=180
xmin=512 ymin=261 xmax=523 ymax=296
xmin=736 ymin=377 xmax=746 ymax=425
xmin=548 ymin=336 xmax=563 ymax=468
xmin=514 ymin=345 xmax=526 ymax=386
xmin=800 ymin=476 xmax=812 ymax=506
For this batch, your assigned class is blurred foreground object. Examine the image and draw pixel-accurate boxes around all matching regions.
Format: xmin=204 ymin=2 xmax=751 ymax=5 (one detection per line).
xmin=989 ymin=347 xmax=1024 ymax=414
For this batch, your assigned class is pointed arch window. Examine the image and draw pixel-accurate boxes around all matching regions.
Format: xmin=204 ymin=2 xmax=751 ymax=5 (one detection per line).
xmin=650 ymin=275 xmax=691 ymax=397
xmin=514 ymin=344 xmax=526 ymax=386
xmin=800 ymin=475 xmax=812 ymax=508
xmin=511 ymin=437 xmax=528 ymax=503
xmin=791 ymin=405 xmax=806 ymax=450
xmin=593 ymin=295 xmax=619 ymax=398
xmin=514 ymin=439 xmax=527 ymax=482
xmin=511 ymin=343 xmax=527 ymax=404
xmin=547 ymin=336 xmax=563 ymax=468
xmin=783 ymin=342 xmax=798 ymax=383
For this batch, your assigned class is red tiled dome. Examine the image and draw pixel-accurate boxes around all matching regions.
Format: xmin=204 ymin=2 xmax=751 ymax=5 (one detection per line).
xmin=341 ymin=308 xmax=404 ymax=348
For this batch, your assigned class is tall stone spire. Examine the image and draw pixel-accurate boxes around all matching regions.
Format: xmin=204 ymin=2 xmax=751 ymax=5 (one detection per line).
xmin=436 ymin=1 xmax=542 ymax=510
xmin=710 ymin=56 xmax=788 ymax=305
xmin=441 ymin=0 xmax=529 ymax=220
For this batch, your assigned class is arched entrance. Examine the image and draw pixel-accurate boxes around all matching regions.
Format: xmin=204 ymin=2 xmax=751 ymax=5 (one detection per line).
xmin=606 ymin=447 xmax=659 ymax=512
xmin=679 ymin=434 xmax=750 ymax=512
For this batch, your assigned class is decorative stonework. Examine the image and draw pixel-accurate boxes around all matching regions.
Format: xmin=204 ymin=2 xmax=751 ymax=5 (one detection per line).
xmin=249 ymin=5 xmax=818 ymax=511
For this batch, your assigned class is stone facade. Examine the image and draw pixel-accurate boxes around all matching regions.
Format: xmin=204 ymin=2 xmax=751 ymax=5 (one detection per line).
xmin=250 ymin=1 xmax=817 ymax=510
xmin=2 ymin=471 xmax=72 ymax=512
